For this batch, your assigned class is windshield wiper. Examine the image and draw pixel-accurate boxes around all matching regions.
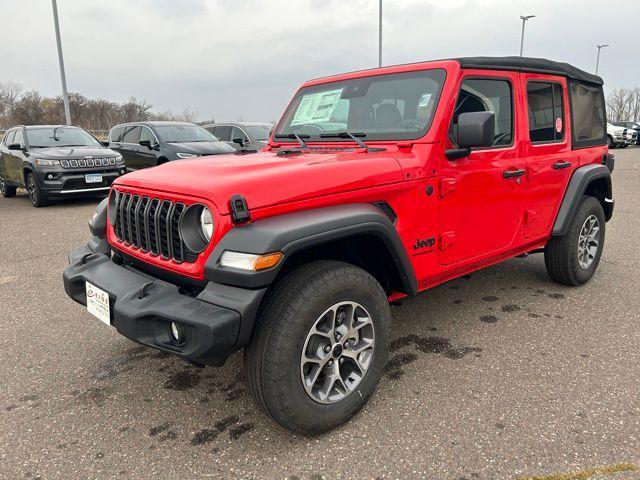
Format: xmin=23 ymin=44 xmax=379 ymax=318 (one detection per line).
xmin=274 ymin=133 xmax=309 ymax=148
xmin=319 ymin=132 xmax=385 ymax=152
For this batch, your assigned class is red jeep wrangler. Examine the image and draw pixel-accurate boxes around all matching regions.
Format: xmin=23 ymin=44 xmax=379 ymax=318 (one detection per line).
xmin=64 ymin=57 xmax=614 ymax=435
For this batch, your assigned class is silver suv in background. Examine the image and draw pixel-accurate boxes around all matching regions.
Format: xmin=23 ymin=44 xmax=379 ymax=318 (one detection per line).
xmin=612 ymin=121 xmax=640 ymax=145
xmin=607 ymin=122 xmax=630 ymax=148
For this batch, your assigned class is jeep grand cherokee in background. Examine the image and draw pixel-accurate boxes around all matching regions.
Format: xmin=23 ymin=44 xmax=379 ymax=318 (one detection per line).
xmin=107 ymin=121 xmax=234 ymax=171
xmin=204 ymin=122 xmax=273 ymax=151
xmin=0 ymin=125 xmax=125 ymax=207
xmin=64 ymin=56 xmax=614 ymax=435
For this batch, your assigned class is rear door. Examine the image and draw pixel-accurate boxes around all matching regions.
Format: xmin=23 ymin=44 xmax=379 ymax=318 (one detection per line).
xmin=521 ymin=75 xmax=573 ymax=238
xmin=8 ymin=129 xmax=25 ymax=184
xmin=0 ymin=130 xmax=16 ymax=183
xmin=438 ymin=72 xmax=526 ymax=266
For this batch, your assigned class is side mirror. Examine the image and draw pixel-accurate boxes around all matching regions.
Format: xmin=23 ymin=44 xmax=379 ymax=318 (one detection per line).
xmin=101 ymin=140 xmax=110 ymax=147
xmin=8 ymin=143 xmax=22 ymax=151
xmin=139 ymin=139 xmax=152 ymax=148
xmin=232 ymin=137 xmax=245 ymax=147
xmin=445 ymin=111 xmax=495 ymax=161
xmin=457 ymin=111 xmax=495 ymax=148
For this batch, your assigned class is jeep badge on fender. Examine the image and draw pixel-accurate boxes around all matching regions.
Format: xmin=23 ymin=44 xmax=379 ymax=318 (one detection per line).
xmin=63 ymin=57 xmax=613 ymax=436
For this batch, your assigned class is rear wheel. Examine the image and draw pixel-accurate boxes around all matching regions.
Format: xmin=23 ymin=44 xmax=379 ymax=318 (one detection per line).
xmin=606 ymin=135 xmax=614 ymax=148
xmin=26 ymin=172 xmax=48 ymax=207
xmin=0 ymin=172 xmax=17 ymax=198
xmin=244 ymin=260 xmax=391 ymax=435
xmin=544 ymin=195 xmax=605 ymax=286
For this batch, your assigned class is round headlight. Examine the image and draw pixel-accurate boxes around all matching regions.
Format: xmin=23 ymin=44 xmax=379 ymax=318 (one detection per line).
xmin=200 ymin=207 xmax=213 ymax=242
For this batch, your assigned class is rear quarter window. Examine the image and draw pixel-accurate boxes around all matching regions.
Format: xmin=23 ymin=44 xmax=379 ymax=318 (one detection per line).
xmin=569 ymin=82 xmax=606 ymax=149
xmin=110 ymin=126 xmax=125 ymax=142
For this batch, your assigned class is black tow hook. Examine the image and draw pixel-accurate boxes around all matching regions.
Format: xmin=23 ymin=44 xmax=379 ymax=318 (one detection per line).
xmin=80 ymin=253 xmax=93 ymax=265
xmin=138 ymin=282 xmax=155 ymax=299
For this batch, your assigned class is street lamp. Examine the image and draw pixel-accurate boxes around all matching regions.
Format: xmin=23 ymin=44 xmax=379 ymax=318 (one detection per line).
xmin=51 ymin=0 xmax=71 ymax=125
xmin=378 ymin=0 xmax=382 ymax=67
xmin=595 ymin=44 xmax=609 ymax=75
xmin=519 ymin=15 xmax=535 ymax=57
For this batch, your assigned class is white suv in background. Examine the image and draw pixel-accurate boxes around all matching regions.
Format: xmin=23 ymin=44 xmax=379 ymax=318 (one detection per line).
xmin=607 ymin=122 xmax=630 ymax=148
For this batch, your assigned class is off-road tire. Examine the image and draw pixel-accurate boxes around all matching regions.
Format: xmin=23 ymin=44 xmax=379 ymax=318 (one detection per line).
xmin=544 ymin=195 xmax=605 ymax=286
xmin=0 ymin=172 xmax=17 ymax=198
xmin=244 ymin=260 xmax=391 ymax=435
xmin=26 ymin=172 xmax=48 ymax=207
xmin=606 ymin=135 xmax=614 ymax=148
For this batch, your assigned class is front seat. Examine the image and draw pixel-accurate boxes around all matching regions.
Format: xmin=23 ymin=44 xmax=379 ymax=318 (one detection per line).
xmin=373 ymin=103 xmax=402 ymax=129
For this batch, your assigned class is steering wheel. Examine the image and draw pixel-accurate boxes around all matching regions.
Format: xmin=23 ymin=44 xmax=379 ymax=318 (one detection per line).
xmin=290 ymin=124 xmax=325 ymax=133
xmin=396 ymin=119 xmax=426 ymax=131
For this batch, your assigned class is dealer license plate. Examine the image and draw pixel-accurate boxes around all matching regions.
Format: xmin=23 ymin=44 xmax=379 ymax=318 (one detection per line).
xmin=86 ymin=281 xmax=111 ymax=325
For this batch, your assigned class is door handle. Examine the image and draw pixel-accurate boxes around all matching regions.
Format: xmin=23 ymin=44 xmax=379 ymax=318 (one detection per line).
xmin=503 ymin=168 xmax=526 ymax=179
xmin=552 ymin=161 xmax=571 ymax=170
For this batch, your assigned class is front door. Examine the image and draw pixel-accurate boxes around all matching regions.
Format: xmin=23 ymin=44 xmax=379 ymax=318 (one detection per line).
xmin=8 ymin=129 xmax=25 ymax=184
xmin=521 ymin=75 xmax=575 ymax=238
xmin=119 ymin=125 xmax=142 ymax=170
xmin=438 ymin=73 xmax=525 ymax=266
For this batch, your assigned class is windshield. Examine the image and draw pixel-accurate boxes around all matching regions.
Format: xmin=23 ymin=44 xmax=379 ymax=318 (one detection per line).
xmin=26 ymin=127 xmax=102 ymax=148
xmin=245 ymin=125 xmax=272 ymax=141
xmin=276 ymin=69 xmax=446 ymax=141
xmin=154 ymin=124 xmax=218 ymax=143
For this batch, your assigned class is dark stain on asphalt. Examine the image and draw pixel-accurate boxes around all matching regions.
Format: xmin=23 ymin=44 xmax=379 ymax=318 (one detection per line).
xmin=95 ymin=346 xmax=157 ymax=380
xmin=390 ymin=335 xmax=482 ymax=363
xmin=163 ymin=369 xmax=201 ymax=391
xmin=482 ymin=296 xmax=499 ymax=302
xmin=528 ymin=313 xmax=541 ymax=318
xmin=502 ymin=304 xmax=521 ymax=312
xmin=385 ymin=352 xmax=418 ymax=377
xmin=159 ymin=430 xmax=178 ymax=442
xmin=548 ymin=293 xmax=565 ymax=299
xmin=452 ymin=299 xmax=462 ymax=304
xmin=390 ymin=334 xmax=419 ymax=352
xmin=495 ymin=422 xmax=506 ymax=430
xmin=229 ymin=423 xmax=255 ymax=440
xmin=535 ymin=288 xmax=546 ymax=294
xmin=76 ymin=386 xmax=113 ymax=406
xmin=5 ymin=404 xmax=17 ymax=411
xmin=191 ymin=415 xmax=240 ymax=446
xmin=149 ymin=422 xmax=172 ymax=437
xmin=20 ymin=394 xmax=40 ymax=402
xmin=480 ymin=315 xmax=498 ymax=324
xmin=225 ymin=388 xmax=244 ymax=402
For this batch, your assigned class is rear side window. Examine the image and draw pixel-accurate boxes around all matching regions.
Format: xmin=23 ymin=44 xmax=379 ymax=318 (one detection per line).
xmin=527 ymin=82 xmax=565 ymax=143
xmin=214 ymin=126 xmax=232 ymax=141
xmin=122 ymin=126 xmax=142 ymax=144
xmin=110 ymin=126 xmax=125 ymax=142
xmin=569 ymin=82 xmax=606 ymax=148
xmin=451 ymin=78 xmax=513 ymax=147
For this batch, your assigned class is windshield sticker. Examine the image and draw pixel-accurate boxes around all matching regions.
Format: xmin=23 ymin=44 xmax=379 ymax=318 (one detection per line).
xmin=418 ymin=93 xmax=432 ymax=107
xmin=291 ymin=88 xmax=344 ymax=125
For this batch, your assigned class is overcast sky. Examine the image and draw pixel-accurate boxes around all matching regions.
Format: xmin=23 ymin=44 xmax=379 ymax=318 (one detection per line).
xmin=3 ymin=0 xmax=638 ymax=122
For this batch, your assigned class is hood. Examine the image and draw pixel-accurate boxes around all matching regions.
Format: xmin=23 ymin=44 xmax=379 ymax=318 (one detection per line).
xmin=30 ymin=146 xmax=119 ymax=159
xmin=116 ymin=149 xmax=404 ymax=214
xmin=167 ymin=141 xmax=235 ymax=155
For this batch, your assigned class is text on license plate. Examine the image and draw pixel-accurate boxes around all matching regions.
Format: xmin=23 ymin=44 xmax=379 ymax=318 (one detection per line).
xmin=85 ymin=173 xmax=103 ymax=184
xmin=86 ymin=281 xmax=111 ymax=325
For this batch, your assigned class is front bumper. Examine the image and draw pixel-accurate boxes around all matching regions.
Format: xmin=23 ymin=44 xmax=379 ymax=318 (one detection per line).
xmin=63 ymin=241 xmax=245 ymax=366
xmin=37 ymin=168 xmax=123 ymax=196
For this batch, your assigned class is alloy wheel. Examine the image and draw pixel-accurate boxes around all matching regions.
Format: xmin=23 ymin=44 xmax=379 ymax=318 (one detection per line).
xmin=577 ymin=214 xmax=600 ymax=269
xmin=300 ymin=301 xmax=375 ymax=404
xmin=27 ymin=175 xmax=36 ymax=204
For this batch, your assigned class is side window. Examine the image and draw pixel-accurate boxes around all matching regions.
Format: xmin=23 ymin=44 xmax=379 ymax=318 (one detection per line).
xmin=140 ymin=127 xmax=156 ymax=144
xmin=214 ymin=126 xmax=232 ymax=141
xmin=569 ymin=82 xmax=606 ymax=148
xmin=451 ymin=78 xmax=513 ymax=147
xmin=122 ymin=126 xmax=142 ymax=144
xmin=4 ymin=130 xmax=15 ymax=145
xmin=110 ymin=126 xmax=125 ymax=142
xmin=527 ymin=82 xmax=565 ymax=143
xmin=231 ymin=126 xmax=248 ymax=142
xmin=13 ymin=130 xmax=24 ymax=147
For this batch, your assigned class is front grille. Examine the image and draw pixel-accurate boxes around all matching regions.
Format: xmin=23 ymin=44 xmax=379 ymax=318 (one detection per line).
xmin=112 ymin=191 xmax=197 ymax=263
xmin=60 ymin=157 xmax=117 ymax=168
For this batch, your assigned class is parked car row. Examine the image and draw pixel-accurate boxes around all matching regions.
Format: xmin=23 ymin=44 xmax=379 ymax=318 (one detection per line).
xmin=0 ymin=120 xmax=273 ymax=206
xmin=612 ymin=120 xmax=640 ymax=145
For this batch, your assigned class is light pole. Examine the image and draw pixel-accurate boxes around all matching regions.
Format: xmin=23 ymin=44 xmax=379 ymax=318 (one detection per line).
xmin=519 ymin=15 xmax=535 ymax=57
xmin=378 ymin=0 xmax=382 ymax=67
xmin=51 ymin=0 xmax=71 ymax=125
xmin=595 ymin=44 xmax=609 ymax=75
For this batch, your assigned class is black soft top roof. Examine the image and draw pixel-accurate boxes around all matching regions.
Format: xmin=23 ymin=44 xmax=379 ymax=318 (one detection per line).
xmin=456 ymin=56 xmax=603 ymax=86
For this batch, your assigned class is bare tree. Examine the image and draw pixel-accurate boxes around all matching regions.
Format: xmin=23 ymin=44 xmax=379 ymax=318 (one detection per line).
xmin=607 ymin=88 xmax=640 ymax=122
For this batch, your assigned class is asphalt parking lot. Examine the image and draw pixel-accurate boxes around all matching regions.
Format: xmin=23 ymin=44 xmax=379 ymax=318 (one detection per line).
xmin=1 ymin=148 xmax=639 ymax=480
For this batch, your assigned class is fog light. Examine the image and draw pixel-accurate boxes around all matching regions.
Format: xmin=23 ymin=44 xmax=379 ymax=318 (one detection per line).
xmin=47 ymin=173 xmax=54 ymax=180
xmin=170 ymin=321 xmax=183 ymax=343
xmin=120 ymin=169 xmax=126 ymax=175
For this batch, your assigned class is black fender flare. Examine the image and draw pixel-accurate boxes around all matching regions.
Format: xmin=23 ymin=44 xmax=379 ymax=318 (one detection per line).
xmin=204 ymin=203 xmax=418 ymax=295
xmin=552 ymin=164 xmax=613 ymax=236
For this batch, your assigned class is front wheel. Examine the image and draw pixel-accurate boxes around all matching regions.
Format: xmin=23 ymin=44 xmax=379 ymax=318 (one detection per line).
xmin=244 ymin=260 xmax=391 ymax=435
xmin=0 ymin=172 xmax=17 ymax=198
xmin=26 ymin=172 xmax=48 ymax=207
xmin=544 ymin=195 xmax=605 ymax=286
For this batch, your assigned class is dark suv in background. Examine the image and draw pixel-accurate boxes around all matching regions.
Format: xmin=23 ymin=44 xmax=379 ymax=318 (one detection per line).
xmin=107 ymin=121 xmax=234 ymax=171
xmin=204 ymin=122 xmax=272 ymax=151
xmin=0 ymin=125 xmax=125 ymax=207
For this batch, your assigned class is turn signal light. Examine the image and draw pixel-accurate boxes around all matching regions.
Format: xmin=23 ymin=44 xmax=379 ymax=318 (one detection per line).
xmin=254 ymin=252 xmax=284 ymax=271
